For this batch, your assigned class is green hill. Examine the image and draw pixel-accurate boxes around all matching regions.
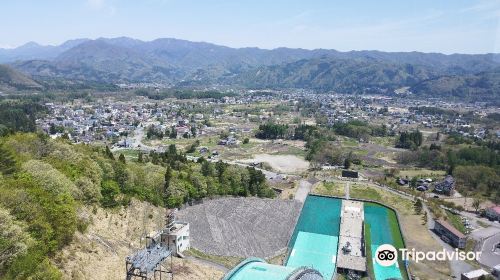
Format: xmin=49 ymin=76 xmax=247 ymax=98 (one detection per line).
xmin=0 ymin=133 xmax=274 ymax=279
xmin=0 ymin=64 xmax=42 ymax=90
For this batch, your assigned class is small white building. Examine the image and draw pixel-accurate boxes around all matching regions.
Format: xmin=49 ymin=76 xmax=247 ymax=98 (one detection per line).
xmin=161 ymin=210 xmax=190 ymax=256
xmin=461 ymin=269 xmax=490 ymax=280
xmin=162 ymin=221 xmax=190 ymax=255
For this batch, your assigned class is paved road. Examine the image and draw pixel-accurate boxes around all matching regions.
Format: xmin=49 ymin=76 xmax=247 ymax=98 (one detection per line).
xmin=184 ymin=255 xmax=229 ymax=273
xmin=474 ymin=229 xmax=500 ymax=268
xmin=112 ymin=123 xmax=156 ymax=152
xmin=294 ymin=180 xmax=312 ymax=202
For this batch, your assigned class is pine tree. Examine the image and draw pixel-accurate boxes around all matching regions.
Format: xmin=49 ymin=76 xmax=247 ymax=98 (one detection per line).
xmin=119 ymin=153 xmax=126 ymax=164
xmin=138 ymin=153 xmax=143 ymax=163
xmin=0 ymin=144 xmax=17 ymax=175
xmin=201 ymin=160 xmax=213 ymax=176
xmin=105 ymin=146 xmax=114 ymax=160
xmin=344 ymin=158 xmax=351 ymax=169
xmin=49 ymin=123 xmax=57 ymax=135
xmin=164 ymin=166 xmax=172 ymax=203
xmin=169 ymin=127 xmax=177 ymax=139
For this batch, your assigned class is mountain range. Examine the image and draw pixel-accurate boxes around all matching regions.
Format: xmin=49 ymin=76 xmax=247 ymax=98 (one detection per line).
xmin=1 ymin=37 xmax=500 ymax=98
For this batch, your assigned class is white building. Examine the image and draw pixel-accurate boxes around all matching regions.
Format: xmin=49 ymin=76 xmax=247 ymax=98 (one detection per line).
xmin=161 ymin=210 xmax=190 ymax=256
xmin=162 ymin=221 xmax=190 ymax=255
xmin=461 ymin=269 xmax=490 ymax=280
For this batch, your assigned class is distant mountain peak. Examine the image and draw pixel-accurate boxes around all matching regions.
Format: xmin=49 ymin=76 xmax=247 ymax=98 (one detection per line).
xmin=17 ymin=41 xmax=42 ymax=49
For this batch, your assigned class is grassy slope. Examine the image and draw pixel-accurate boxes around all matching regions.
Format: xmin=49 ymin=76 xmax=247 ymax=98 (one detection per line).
xmin=445 ymin=210 xmax=466 ymax=234
xmin=364 ymin=222 xmax=375 ymax=280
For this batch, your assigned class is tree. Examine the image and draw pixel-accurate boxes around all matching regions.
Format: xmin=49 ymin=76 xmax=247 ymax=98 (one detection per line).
xmin=472 ymin=198 xmax=482 ymax=213
xmin=164 ymin=166 xmax=172 ymax=194
xmin=169 ymin=126 xmax=177 ymax=139
xmin=410 ymin=177 xmax=418 ymax=190
xmin=118 ymin=153 xmax=126 ymax=164
xmin=344 ymin=157 xmax=351 ymax=169
xmin=168 ymin=144 xmax=177 ymax=156
xmin=414 ymin=199 xmax=423 ymax=215
xmin=396 ymin=130 xmax=423 ymax=149
xmin=201 ymin=161 xmax=214 ymax=177
xmin=255 ymin=123 xmax=289 ymax=139
xmin=101 ymin=180 xmax=120 ymax=207
xmin=49 ymin=123 xmax=57 ymax=135
xmin=105 ymin=146 xmax=114 ymax=160
xmin=243 ymin=138 xmax=249 ymax=144
xmin=0 ymin=143 xmax=17 ymax=175
xmin=138 ymin=152 xmax=143 ymax=163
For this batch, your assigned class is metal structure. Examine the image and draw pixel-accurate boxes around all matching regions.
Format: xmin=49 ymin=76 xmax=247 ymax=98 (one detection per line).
xmin=126 ymin=210 xmax=178 ymax=280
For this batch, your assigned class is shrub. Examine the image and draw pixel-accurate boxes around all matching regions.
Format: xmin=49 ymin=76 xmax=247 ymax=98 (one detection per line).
xmin=100 ymin=180 xmax=121 ymax=208
xmin=22 ymin=160 xmax=81 ymax=198
xmin=0 ymin=207 xmax=33 ymax=272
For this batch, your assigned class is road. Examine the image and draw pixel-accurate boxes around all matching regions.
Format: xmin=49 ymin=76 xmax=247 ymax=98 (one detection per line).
xmin=478 ymin=232 xmax=500 ymax=268
xmin=184 ymin=255 xmax=229 ymax=273
xmin=470 ymin=226 xmax=500 ymax=268
xmin=111 ymin=123 xmax=156 ymax=152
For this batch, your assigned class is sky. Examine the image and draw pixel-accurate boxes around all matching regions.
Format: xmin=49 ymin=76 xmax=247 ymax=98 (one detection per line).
xmin=1 ymin=0 xmax=499 ymax=54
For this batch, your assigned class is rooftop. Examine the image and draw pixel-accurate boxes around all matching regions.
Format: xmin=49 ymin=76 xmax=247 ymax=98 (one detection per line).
xmin=336 ymin=255 xmax=367 ymax=272
xmin=337 ymin=200 xmax=366 ymax=272
xmin=435 ymin=219 xmax=466 ymax=239
xmin=462 ymin=269 xmax=489 ymax=278
xmin=488 ymin=206 xmax=500 ymax=214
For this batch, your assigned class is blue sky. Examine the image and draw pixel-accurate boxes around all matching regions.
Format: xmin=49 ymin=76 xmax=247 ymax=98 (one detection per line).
xmin=1 ymin=0 xmax=499 ymax=54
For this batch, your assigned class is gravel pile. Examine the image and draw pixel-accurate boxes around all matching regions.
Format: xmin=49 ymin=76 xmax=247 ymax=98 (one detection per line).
xmin=177 ymin=197 xmax=303 ymax=258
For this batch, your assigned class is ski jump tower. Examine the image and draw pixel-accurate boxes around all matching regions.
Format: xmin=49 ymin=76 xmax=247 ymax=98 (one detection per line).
xmin=125 ymin=209 xmax=190 ymax=280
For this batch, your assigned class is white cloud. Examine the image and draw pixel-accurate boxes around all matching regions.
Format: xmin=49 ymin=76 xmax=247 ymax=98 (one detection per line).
xmin=460 ymin=0 xmax=500 ymax=20
xmin=85 ymin=0 xmax=116 ymax=15
xmin=87 ymin=0 xmax=105 ymax=10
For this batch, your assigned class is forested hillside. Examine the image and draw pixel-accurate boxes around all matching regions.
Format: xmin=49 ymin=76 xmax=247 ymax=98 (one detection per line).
xmin=0 ymin=132 xmax=273 ymax=279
